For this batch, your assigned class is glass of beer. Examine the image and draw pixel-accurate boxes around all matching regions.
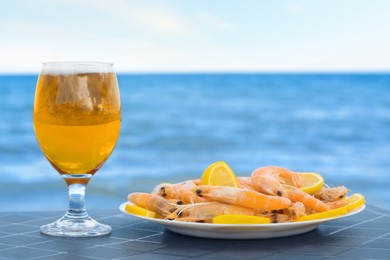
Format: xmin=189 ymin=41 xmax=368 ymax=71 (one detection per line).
xmin=33 ymin=62 xmax=121 ymax=237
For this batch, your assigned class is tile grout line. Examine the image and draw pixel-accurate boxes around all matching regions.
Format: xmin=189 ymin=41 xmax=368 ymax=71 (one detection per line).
xmin=326 ymin=215 xmax=384 ymax=236
xmin=326 ymin=206 xmax=386 ymax=236
xmin=361 ymin=231 xmax=390 ymax=245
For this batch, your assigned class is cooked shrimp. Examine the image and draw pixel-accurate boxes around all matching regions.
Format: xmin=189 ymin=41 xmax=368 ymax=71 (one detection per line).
xmin=314 ymin=186 xmax=349 ymax=202
xmin=267 ymin=212 xmax=291 ymax=223
xmin=251 ymin=166 xmax=302 ymax=197
xmin=326 ymin=199 xmax=348 ymax=209
xmin=152 ymin=181 xmax=206 ymax=204
xmin=194 ymin=185 xmax=291 ymax=210
xmin=128 ymin=192 xmax=177 ymax=217
xmin=166 ymin=202 xmax=262 ymax=223
xmin=191 ymin=179 xmax=201 ymax=186
xmin=283 ymin=201 xmax=307 ymax=220
xmin=288 ymin=189 xmax=330 ymax=212
xmin=237 ymin=177 xmax=258 ymax=191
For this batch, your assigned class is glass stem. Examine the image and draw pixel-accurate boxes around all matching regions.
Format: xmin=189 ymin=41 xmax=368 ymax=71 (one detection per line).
xmin=65 ymin=184 xmax=88 ymax=219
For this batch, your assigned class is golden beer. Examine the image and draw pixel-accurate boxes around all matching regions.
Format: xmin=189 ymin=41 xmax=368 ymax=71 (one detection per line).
xmin=34 ymin=73 xmax=121 ymax=177
xmin=34 ymin=63 xmax=121 ymax=236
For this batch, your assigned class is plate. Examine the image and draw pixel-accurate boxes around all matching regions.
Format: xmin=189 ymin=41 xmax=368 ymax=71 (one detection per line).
xmin=119 ymin=203 xmax=365 ymax=239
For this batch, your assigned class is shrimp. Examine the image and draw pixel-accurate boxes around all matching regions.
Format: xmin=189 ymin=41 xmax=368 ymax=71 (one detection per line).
xmin=165 ymin=202 xmax=262 ymax=223
xmin=314 ymin=186 xmax=349 ymax=202
xmin=194 ymin=185 xmax=291 ymax=210
xmin=283 ymin=201 xmax=307 ymax=220
xmin=288 ymin=189 xmax=330 ymax=212
xmin=267 ymin=212 xmax=291 ymax=223
xmin=237 ymin=177 xmax=259 ymax=191
xmin=326 ymin=200 xmax=348 ymax=209
xmin=128 ymin=192 xmax=177 ymax=217
xmin=191 ymin=179 xmax=201 ymax=186
xmin=251 ymin=166 xmax=302 ymax=198
xmin=152 ymin=181 xmax=206 ymax=204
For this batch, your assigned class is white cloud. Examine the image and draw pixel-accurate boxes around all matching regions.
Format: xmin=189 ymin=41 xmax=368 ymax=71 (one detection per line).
xmin=194 ymin=12 xmax=233 ymax=31
xmin=1 ymin=0 xmax=390 ymax=72
xmin=72 ymin=0 xmax=194 ymax=37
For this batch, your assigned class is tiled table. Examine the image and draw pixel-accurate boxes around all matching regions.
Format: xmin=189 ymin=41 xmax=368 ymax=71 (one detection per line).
xmin=0 ymin=205 xmax=389 ymax=260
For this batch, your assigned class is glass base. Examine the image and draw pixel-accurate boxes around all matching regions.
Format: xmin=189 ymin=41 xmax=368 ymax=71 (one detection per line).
xmin=40 ymin=215 xmax=111 ymax=237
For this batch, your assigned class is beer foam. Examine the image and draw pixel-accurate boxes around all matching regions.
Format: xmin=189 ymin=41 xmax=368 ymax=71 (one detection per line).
xmin=41 ymin=62 xmax=114 ymax=75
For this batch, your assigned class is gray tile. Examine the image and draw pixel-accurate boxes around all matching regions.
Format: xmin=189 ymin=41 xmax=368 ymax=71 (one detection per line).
xmin=309 ymin=235 xmax=368 ymax=247
xmin=112 ymin=227 xmax=160 ymax=240
xmin=364 ymin=238 xmax=390 ymax=249
xmin=107 ymin=240 xmax=167 ymax=252
xmin=0 ymin=207 xmax=389 ymax=259
xmin=130 ymin=221 xmax=166 ymax=232
xmin=32 ymin=252 xmax=98 ymax=260
xmin=97 ymin=215 xmax=139 ymax=227
xmin=27 ymin=240 xmax=92 ymax=252
xmin=120 ymin=252 xmax=187 ymax=259
xmin=331 ymin=227 xmax=388 ymax=238
xmin=355 ymin=220 xmax=390 ymax=229
xmin=69 ymin=245 xmax=140 ymax=259
xmin=323 ymin=219 xmax=363 ymax=227
xmin=0 ymin=234 xmax=52 ymax=246
xmin=0 ymin=214 xmax=41 ymax=224
xmin=0 ymin=223 xmax=39 ymax=234
xmin=0 ymin=247 xmax=56 ymax=259
xmin=73 ymin=236 xmax=128 ymax=246
xmin=22 ymin=217 xmax=60 ymax=227
xmin=336 ymin=247 xmax=390 ymax=259
xmin=232 ymin=239 xmax=296 ymax=250
xmin=198 ymin=247 xmax=274 ymax=260
xmin=316 ymin=225 xmax=346 ymax=235
xmin=377 ymin=216 xmax=390 ymax=222
xmin=259 ymin=253 xmax=323 ymax=260
xmin=153 ymin=246 xmax=212 ymax=257
xmin=150 ymin=236 xmax=240 ymax=257
xmin=281 ymin=245 xmax=349 ymax=257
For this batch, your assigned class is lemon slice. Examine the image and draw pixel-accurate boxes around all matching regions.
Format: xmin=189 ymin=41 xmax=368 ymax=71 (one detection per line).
xmin=284 ymin=172 xmax=324 ymax=195
xmin=125 ymin=203 xmax=156 ymax=218
xmin=201 ymin=161 xmax=239 ymax=187
xmin=212 ymin=214 xmax=271 ymax=224
xmin=346 ymin=193 xmax=365 ymax=212
xmin=295 ymin=206 xmax=348 ymax=222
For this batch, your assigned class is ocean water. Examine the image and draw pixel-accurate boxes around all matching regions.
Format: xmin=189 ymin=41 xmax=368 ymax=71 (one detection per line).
xmin=1 ymin=73 xmax=390 ymax=212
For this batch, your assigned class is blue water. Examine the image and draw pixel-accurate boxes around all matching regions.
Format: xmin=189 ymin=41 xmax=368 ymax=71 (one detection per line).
xmin=1 ymin=73 xmax=390 ymax=211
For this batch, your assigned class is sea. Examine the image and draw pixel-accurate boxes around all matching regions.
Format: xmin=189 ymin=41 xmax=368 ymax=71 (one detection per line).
xmin=1 ymin=73 xmax=390 ymax=212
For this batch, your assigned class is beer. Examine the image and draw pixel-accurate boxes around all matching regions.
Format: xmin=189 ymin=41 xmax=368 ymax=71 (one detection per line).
xmin=34 ymin=73 xmax=121 ymax=182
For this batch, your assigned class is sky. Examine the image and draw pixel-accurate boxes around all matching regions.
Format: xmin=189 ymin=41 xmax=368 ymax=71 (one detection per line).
xmin=1 ymin=0 xmax=390 ymax=73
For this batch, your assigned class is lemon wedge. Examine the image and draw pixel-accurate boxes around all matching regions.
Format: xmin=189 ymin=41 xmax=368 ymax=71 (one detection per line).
xmin=201 ymin=161 xmax=239 ymax=187
xmin=346 ymin=193 xmax=365 ymax=212
xmin=284 ymin=172 xmax=324 ymax=195
xmin=125 ymin=203 xmax=156 ymax=218
xmin=295 ymin=206 xmax=348 ymax=222
xmin=212 ymin=214 xmax=271 ymax=224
